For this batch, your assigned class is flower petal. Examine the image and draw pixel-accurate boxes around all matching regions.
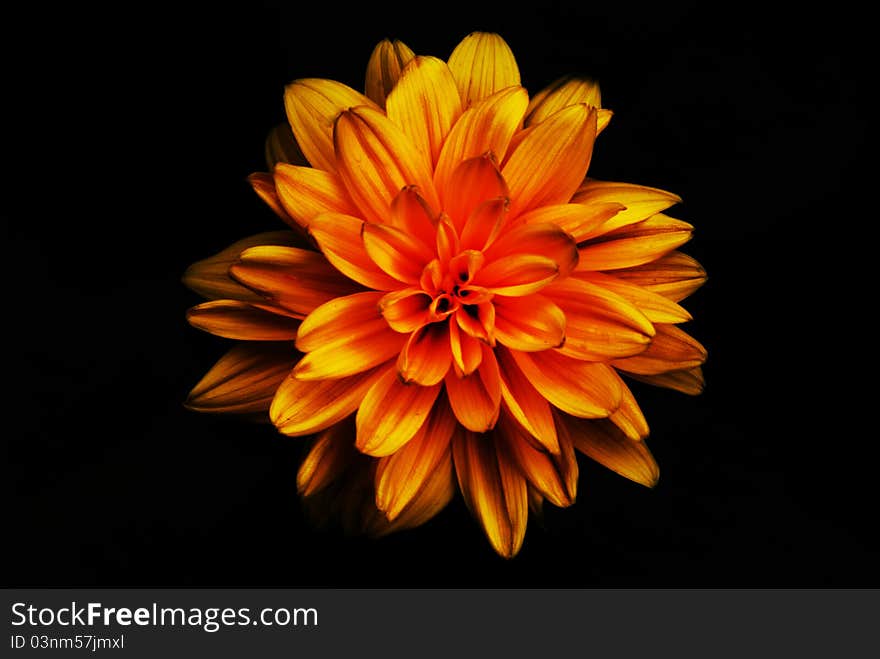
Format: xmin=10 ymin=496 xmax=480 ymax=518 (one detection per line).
xmin=186 ymin=343 xmax=295 ymax=414
xmin=274 ymin=164 xmax=356 ymax=230
xmin=271 ymin=366 xmax=385 ymax=436
xmin=498 ymin=412 xmax=572 ymax=507
xmin=375 ymin=395 xmax=457 ymax=520
xmin=445 ymin=344 xmax=501 ymax=432
xmin=447 ymin=32 xmax=521 ymax=107
xmin=496 ymin=347 xmax=558 ymax=453
xmin=294 ymin=321 xmax=406 ymax=380
xmin=577 ymin=214 xmax=694 ymax=271
xmin=627 ymin=367 xmax=705 ymax=395
xmin=562 ymin=415 xmax=659 ymax=487
xmin=365 ymin=38 xmax=416 ymax=108
xmin=264 ymin=122 xmax=307 ymax=169
xmin=514 ymin=202 xmax=624 ymax=243
xmin=187 ymin=300 xmax=301 ymax=341
xmin=295 ymin=291 xmax=383 ymax=351
xmin=379 ymin=288 xmax=432 ymax=333
xmin=334 ymin=106 xmax=439 ymax=224
xmin=525 ymin=76 xmax=602 ymax=123
xmin=398 ymin=322 xmax=453 ymax=385
xmin=510 ymin=349 xmax=622 ymax=418
xmin=388 ymin=186 xmax=437 ymax=240
xmin=611 ymin=251 xmax=707 ymax=302
xmin=455 ymin=302 xmax=496 ymax=344
xmin=474 ymin=254 xmax=559 ymax=297
xmin=363 ymin=222 xmax=435 ymax=284
xmin=356 ymin=367 xmax=442 ymax=456
xmin=284 ymin=78 xmax=377 ymax=171
xmin=247 ymin=172 xmax=296 ymax=228
xmin=613 ymin=324 xmax=707 ymax=375
xmin=608 ymin=371 xmax=649 ymax=440
xmin=482 ymin=222 xmax=579 ymax=278
xmin=386 ymin=56 xmax=463 ymax=167
xmin=459 ymin=197 xmax=508 ymax=252
xmin=571 ymin=179 xmax=682 ymax=236
xmin=297 ymin=420 xmax=355 ymax=497
xmin=493 ymin=294 xmax=565 ymax=352
xmin=230 ymin=245 xmax=363 ymax=315
xmin=442 ymin=154 xmax=509 ymax=233
xmin=575 ymin=271 xmax=691 ymax=324
xmin=449 ymin=319 xmax=483 ymax=376
xmin=502 ymin=104 xmax=597 ymax=219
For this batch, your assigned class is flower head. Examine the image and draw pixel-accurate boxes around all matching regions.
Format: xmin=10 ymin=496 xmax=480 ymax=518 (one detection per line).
xmin=184 ymin=32 xmax=707 ymax=557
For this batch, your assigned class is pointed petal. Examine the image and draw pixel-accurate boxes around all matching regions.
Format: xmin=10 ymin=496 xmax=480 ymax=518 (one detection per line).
xmin=309 ymin=212 xmax=401 ymax=290
xmin=386 ymin=55 xmax=463 ymax=167
xmin=294 ymin=321 xmax=406 ymax=380
xmin=608 ymin=371 xmax=650 ymax=440
xmin=356 ymin=367 xmax=442 ymax=456
xmin=562 ymin=415 xmax=659 ymax=487
xmin=230 ymin=245 xmax=363 ymax=315
xmin=444 ymin=344 xmax=501 ymax=432
xmin=493 ymin=294 xmax=565 ymax=352
xmin=379 ymin=288 xmax=432 ymax=333
xmin=613 ymin=324 xmax=707 ymax=375
xmin=187 ymin=300 xmax=301 ymax=341
xmin=247 ymin=172 xmax=296 ymax=228
xmin=460 ymin=197 xmax=509 ymax=252
xmin=498 ymin=412 xmax=571 ymax=507
xmin=274 ymin=163 xmax=356 ymax=230
xmin=611 ymin=251 xmax=707 ymax=302
xmin=511 ymin=349 xmax=622 ymax=418
xmin=502 ymin=104 xmax=597 ymax=218
xmin=525 ymin=76 xmax=602 ymax=124
xmin=284 ymin=78 xmax=377 ymax=171
xmin=270 ymin=365 xmax=385 ymax=436
xmin=447 ymin=32 xmax=521 ymax=107
xmin=551 ymin=412 xmax=580 ymax=502
xmin=577 ymin=213 xmax=694 ymax=271
xmin=514 ymin=202 xmax=624 ymax=242
xmin=496 ymin=346 xmax=558 ymax=453
xmin=365 ymin=38 xmax=416 ymax=108
xmin=449 ymin=319 xmax=483 ymax=376
xmin=375 ymin=396 xmax=457 ymax=519
xmin=575 ymin=271 xmax=691 ymax=323
xmin=442 ymin=154 xmax=509 ymax=232
xmin=627 ymin=367 xmax=705 ymax=395
xmin=265 ymin=122 xmax=307 ymax=169
xmin=571 ymin=179 xmax=682 ymax=236
xmin=474 ymin=254 xmax=559 ymax=297
xmin=482 ymin=222 xmax=579 ymax=278
xmin=295 ymin=291 xmax=383 ymax=351
xmin=334 ymin=106 xmax=439 ymax=225
xmin=388 ymin=186 xmax=437 ymax=239
xmin=398 ymin=322 xmax=453 ymax=385
xmin=297 ymin=420 xmax=355 ymax=496
xmin=186 ymin=343 xmax=295 ymax=414
xmin=363 ymin=222 xmax=435 ymax=284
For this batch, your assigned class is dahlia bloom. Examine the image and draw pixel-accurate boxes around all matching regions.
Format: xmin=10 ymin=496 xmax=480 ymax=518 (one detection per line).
xmin=184 ymin=32 xmax=707 ymax=557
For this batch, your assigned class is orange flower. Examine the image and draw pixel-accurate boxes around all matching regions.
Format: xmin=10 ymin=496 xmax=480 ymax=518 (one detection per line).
xmin=183 ymin=32 xmax=707 ymax=557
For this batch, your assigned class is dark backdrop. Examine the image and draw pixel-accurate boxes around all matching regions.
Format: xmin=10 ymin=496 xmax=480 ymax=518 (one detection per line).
xmin=5 ymin=2 xmax=872 ymax=586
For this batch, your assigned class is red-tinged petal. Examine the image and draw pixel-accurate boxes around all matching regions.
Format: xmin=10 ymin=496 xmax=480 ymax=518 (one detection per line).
xmin=297 ymin=420 xmax=356 ymax=497
xmin=544 ymin=277 xmax=655 ymax=361
xmin=498 ymin=413 xmax=571 ymax=507
xmin=575 ymin=271 xmax=692 ymax=323
xmin=284 ymin=78 xmax=377 ymax=172
xmin=186 ymin=343 xmax=295 ymax=415
xmin=449 ymin=319 xmax=483 ymax=376
xmin=187 ymin=300 xmax=301 ymax=341
xmin=460 ymin=197 xmax=508 ymax=252
xmin=334 ymin=106 xmax=439 ymax=224
xmin=247 ymin=172 xmax=295 ymax=227
xmin=496 ymin=346 xmax=558 ymax=453
xmin=271 ymin=366 xmax=385 ymax=436
xmin=453 ymin=428 xmax=527 ymax=558
xmin=375 ymin=395 xmax=456 ymax=519
xmin=365 ymin=38 xmax=416 ymax=108
xmin=388 ymin=186 xmax=437 ymax=240
xmin=295 ymin=291 xmax=383 ymax=351
xmin=607 ymin=371 xmax=649 ymax=440
xmin=294 ymin=321 xmax=406 ymax=380
xmin=511 ymin=349 xmax=622 ymax=418
xmin=493 ymin=294 xmax=565 ymax=352
xmin=612 ymin=324 xmax=707 ymax=375
xmin=379 ymin=288 xmax=432 ymax=332
xmin=571 ymin=179 xmax=682 ymax=236
xmin=182 ymin=231 xmax=301 ymax=302
xmin=445 ymin=344 xmax=501 ymax=432
xmin=474 ymin=254 xmax=559 ymax=297
xmin=363 ymin=222 xmax=435 ymax=284
xmin=577 ymin=214 xmax=694 ymax=271
xmin=525 ymin=76 xmax=602 ymax=124
xmin=482 ymin=222 xmax=579 ymax=278
xmin=447 ymin=32 xmax=521 ymax=107
xmin=386 ymin=55 xmax=463 ymax=167
xmin=434 ymin=86 xmax=529 ymax=202
xmin=514 ymin=202 xmax=624 ymax=242
xmin=502 ymin=104 xmax=598 ymax=219
xmin=612 ymin=251 xmax=707 ymax=302
xmin=309 ymin=213 xmax=401 ymax=290
xmin=356 ymin=367 xmax=442 ymax=456
xmin=562 ymin=415 xmax=659 ymax=487
xmin=398 ymin=322 xmax=453 ymax=385
xmin=447 ymin=250 xmax=485 ymax=286
xmin=265 ymin=122 xmax=308 ymax=169
xmin=442 ymin=154 xmax=509 ymax=232
xmin=435 ymin=214 xmax=460 ymax=266
xmin=274 ymin=164 xmax=356 ymax=230
xmin=627 ymin=367 xmax=705 ymax=396
xmin=230 ymin=245 xmax=363 ymax=315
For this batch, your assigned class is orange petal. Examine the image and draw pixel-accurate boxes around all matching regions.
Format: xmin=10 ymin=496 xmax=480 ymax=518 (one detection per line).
xmin=364 ymin=38 xmax=416 ymax=108
xmin=295 ymin=291 xmax=383 ymax=351
xmin=456 ymin=302 xmax=496 ymax=344
xmin=186 ymin=343 xmax=295 ymax=414
xmin=511 ymin=349 xmax=622 ymax=418
xmin=265 ymin=122 xmax=307 ymax=169
xmin=434 ymin=86 xmax=528 ymax=203
xmin=444 ymin=344 xmax=501 ymax=432
xmin=187 ymin=300 xmax=301 ymax=341
xmin=611 ymin=251 xmax=707 ymax=302
xmin=309 ymin=212 xmax=401 ymax=290
xmin=514 ymin=202 xmax=624 ymax=243
xmin=607 ymin=371 xmax=650 ymax=440
xmin=247 ymin=172 xmax=295 ymax=227
xmin=182 ymin=231 xmax=301 ymax=302
xmin=363 ymin=222 xmax=436 ymax=284
xmin=482 ymin=222 xmax=579 ymax=278
xmin=571 ymin=179 xmax=682 ymax=236
xmin=297 ymin=420 xmax=355 ymax=497
xmin=612 ymin=324 xmax=707 ymax=375
xmin=442 ymin=154 xmax=508 ymax=232
xmin=271 ymin=365 xmax=385 ymax=436
xmin=525 ymin=76 xmax=602 ymax=124
xmin=379 ymin=288 xmax=432 ymax=333
xmin=460 ymin=197 xmax=508 ymax=252
xmin=334 ymin=106 xmax=439 ymax=224
xmin=447 ymin=32 xmax=521 ymax=107
xmin=386 ymin=55 xmax=463 ymax=168
xmin=502 ymin=104 xmax=597 ymax=219
xmin=562 ymin=415 xmax=659 ymax=487
xmin=453 ymin=428 xmax=527 ymax=558
xmin=375 ymin=395 xmax=456 ymax=519
xmin=627 ymin=367 xmax=705 ymax=396
xmin=398 ymin=322 xmax=453 ymax=385
xmin=434 ymin=214 xmax=460 ymax=267
xmin=449 ymin=319 xmax=483 ymax=376
xmin=496 ymin=347 xmax=558 ymax=453
xmin=274 ymin=164 xmax=356 ymax=230
xmin=575 ymin=271 xmax=692 ymax=323
xmin=551 ymin=411 xmax=580 ymax=502
xmin=230 ymin=245 xmax=363 ymax=315
xmin=474 ymin=254 xmax=559 ymax=297
xmin=284 ymin=78 xmax=377 ymax=171
xmin=493 ymin=294 xmax=565 ymax=352
xmin=577 ymin=213 xmax=694 ymax=271
xmin=388 ymin=186 xmax=437 ymax=240
xmin=356 ymin=367 xmax=442 ymax=456
xmin=498 ymin=412 xmax=572 ymax=507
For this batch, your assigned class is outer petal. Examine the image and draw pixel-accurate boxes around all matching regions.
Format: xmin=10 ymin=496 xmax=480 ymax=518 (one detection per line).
xmin=264 ymin=122 xmax=307 ymax=169
xmin=445 ymin=344 xmax=502 ymax=432
xmin=247 ymin=172 xmax=296 ymax=228
xmin=608 ymin=371 xmax=650 ymax=441
xmin=611 ymin=251 xmax=707 ymax=302
xmin=334 ymin=106 xmax=439 ymax=224
xmin=356 ymin=366 xmax=442 ymax=456
xmin=186 ymin=343 xmax=295 ymax=414
xmin=514 ymin=202 xmax=624 ymax=242
xmin=575 ymin=271 xmax=691 ymax=324
xmin=498 ymin=413 xmax=572 ymax=507
xmin=571 ymin=179 xmax=682 ymax=236
xmin=447 ymin=32 xmax=521 ymax=107
xmin=627 ymin=367 xmax=705 ymax=396
xmin=562 ymin=416 xmax=659 ymax=487
xmin=297 ymin=420 xmax=355 ymax=497
xmin=274 ymin=164 xmax=356 ymax=230
xmin=612 ymin=324 xmax=707 ymax=375
xmin=365 ymin=38 xmax=416 ymax=108
xmin=493 ymin=294 xmax=565 ymax=352
xmin=187 ymin=300 xmax=301 ymax=341
xmin=398 ymin=322 xmax=453 ymax=385
xmin=525 ymin=76 xmax=601 ymax=123
xmin=309 ymin=213 xmax=401 ymax=290
xmin=284 ymin=78 xmax=377 ymax=172
xmin=577 ymin=213 xmax=694 ymax=271
xmin=496 ymin=347 xmax=558 ymax=453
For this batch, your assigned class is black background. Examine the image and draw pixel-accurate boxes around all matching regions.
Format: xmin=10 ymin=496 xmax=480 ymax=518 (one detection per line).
xmin=5 ymin=1 xmax=873 ymax=586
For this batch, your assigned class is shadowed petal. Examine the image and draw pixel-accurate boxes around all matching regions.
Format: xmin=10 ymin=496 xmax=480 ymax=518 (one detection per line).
xmin=247 ymin=172 xmax=297 ymax=229
xmin=379 ymin=288 xmax=432 ymax=333
xmin=498 ymin=412 xmax=572 ymax=507
xmin=571 ymin=179 xmax=682 ymax=236
xmin=627 ymin=367 xmax=705 ymax=395
xmin=577 ymin=213 xmax=694 ymax=271
xmin=496 ymin=346 xmax=558 ymax=453
xmin=365 ymin=38 xmax=416 ymax=108
xmin=611 ymin=251 xmax=707 ymax=302
xmin=562 ymin=415 xmax=659 ymax=487
xmin=608 ymin=370 xmax=650 ymax=440
xmin=575 ymin=271 xmax=692 ymax=324
xmin=613 ymin=324 xmax=707 ymax=375
xmin=445 ymin=344 xmax=501 ymax=432
xmin=187 ymin=300 xmax=301 ymax=341
xmin=274 ymin=164 xmax=356 ymax=230
xmin=265 ymin=122 xmax=307 ymax=169
xmin=297 ymin=420 xmax=356 ymax=497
